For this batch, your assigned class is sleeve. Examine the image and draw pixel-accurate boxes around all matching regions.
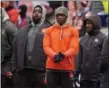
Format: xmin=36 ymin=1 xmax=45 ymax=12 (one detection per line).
xmin=2 ymin=34 xmax=12 ymax=62
xmin=43 ymin=29 xmax=57 ymax=58
xmin=11 ymin=33 xmax=18 ymax=72
xmin=75 ymin=44 xmax=83 ymax=72
xmin=99 ymin=37 xmax=109 ymax=73
xmin=6 ymin=25 xmax=18 ymax=47
xmin=63 ymin=29 xmax=79 ymax=57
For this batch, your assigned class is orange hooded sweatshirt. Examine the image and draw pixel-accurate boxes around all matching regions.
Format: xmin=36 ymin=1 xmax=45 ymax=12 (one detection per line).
xmin=43 ymin=23 xmax=79 ymax=71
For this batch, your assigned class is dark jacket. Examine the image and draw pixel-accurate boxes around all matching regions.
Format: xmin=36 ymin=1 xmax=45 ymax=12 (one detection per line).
xmin=76 ymin=12 xmax=107 ymax=81
xmin=99 ymin=38 xmax=109 ymax=88
xmin=1 ymin=20 xmax=18 ymax=75
xmin=11 ymin=20 xmax=51 ymax=73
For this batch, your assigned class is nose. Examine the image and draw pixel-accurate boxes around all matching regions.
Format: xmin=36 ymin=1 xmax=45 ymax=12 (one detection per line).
xmin=58 ymin=15 xmax=63 ymax=19
xmin=86 ymin=23 xmax=90 ymax=27
xmin=34 ymin=12 xmax=38 ymax=16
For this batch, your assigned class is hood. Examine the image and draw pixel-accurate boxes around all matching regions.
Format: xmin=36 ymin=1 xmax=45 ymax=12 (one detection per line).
xmin=84 ymin=12 xmax=101 ymax=34
xmin=31 ymin=3 xmax=46 ymax=26
xmin=1 ymin=7 xmax=9 ymax=23
xmin=55 ymin=6 xmax=70 ymax=26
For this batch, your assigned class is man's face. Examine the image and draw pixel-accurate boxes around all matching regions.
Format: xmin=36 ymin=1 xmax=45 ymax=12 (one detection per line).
xmin=56 ymin=14 xmax=67 ymax=25
xmin=86 ymin=20 xmax=93 ymax=32
xmin=32 ymin=6 xmax=42 ymax=24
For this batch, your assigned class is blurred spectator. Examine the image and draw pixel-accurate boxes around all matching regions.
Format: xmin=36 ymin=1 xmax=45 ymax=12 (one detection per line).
xmin=19 ymin=1 xmax=32 ymax=16
xmin=68 ymin=1 xmax=77 ymax=24
xmin=5 ymin=6 xmax=19 ymax=24
xmin=11 ymin=5 xmax=51 ymax=88
xmin=48 ymin=1 xmax=68 ymax=9
xmin=99 ymin=37 xmax=109 ymax=88
xmin=75 ymin=12 xmax=107 ymax=88
xmin=70 ymin=1 xmax=88 ymax=37
xmin=1 ymin=1 xmax=14 ymax=9
xmin=17 ymin=4 xmax=31 ymax=29
xmin=1 ymin=7 xmax=18 ymax=88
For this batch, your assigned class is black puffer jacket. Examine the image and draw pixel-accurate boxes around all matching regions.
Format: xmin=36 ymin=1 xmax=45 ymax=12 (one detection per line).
xmin=11 ymin=5 xmax=51 ymax=73
xmin=1 ymin=9 xmax=18 ymax=75
xmin=99 ymin=37 xmax=109 ymax=88
xmin=76 ymin=12 xmax=107 ymax=81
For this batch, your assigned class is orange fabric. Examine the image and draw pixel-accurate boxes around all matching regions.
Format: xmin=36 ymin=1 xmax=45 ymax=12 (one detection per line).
xmin=43 ymin=24 xmax=79 ymax=71
xmin=7 ymin=9 xmax=19 ymax=24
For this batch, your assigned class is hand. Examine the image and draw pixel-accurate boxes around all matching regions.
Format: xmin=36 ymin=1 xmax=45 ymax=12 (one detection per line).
xmin=54 ymin=52 xmax=65 ymax=63
xmin=73 ymin=70 xmax=80 ymax=82
xmin=6 ymin=72 xmax=12 ymax=78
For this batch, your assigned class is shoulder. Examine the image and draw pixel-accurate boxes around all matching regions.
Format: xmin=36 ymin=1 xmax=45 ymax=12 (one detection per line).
xmin=5 ymin=20 xmax=18 ymax=34
xmin=70 ymin=27 xmax=78 ymax=32
xmin=70 ymin=27 xmax=79 ymax=36
xmin=97 ymin=32 xmax=107 ymax=42
xmin=80 ymin=34 xmax=88 ymax=43
xmin=42 ymin=20 xmax=52 ymax=28
xmin=42 ymin=25 xmax=54 ymax=35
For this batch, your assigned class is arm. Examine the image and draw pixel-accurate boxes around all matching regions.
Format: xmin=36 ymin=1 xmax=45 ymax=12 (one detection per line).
xmin=5 ymin=22 xmax=18 ymax=47
xmin=2 ymin=35 xmax=12 ymax=62
xmin=99 ymin=37 xmax=109 ymax=73
xmin=73 ymin=44 xmax=83 ymax=81
xmin=75 ymin=44 xmax=83 ymax=72
xmin=63 ymin=29 xmax=79 ymax=57
xmin=11 ymin=33 xmax=18 ymax=72
xmin=43 ymin=30 xmax=57 ymax=58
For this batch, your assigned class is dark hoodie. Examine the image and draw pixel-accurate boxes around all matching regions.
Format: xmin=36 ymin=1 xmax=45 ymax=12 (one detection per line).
xmin=84 ymin=12 xmax=101 ymax=35
xmin=99 ymin=37 xmax=109 ymax=88
xmin=1 ymin=8 xmax=18 ymax=75
xmin=76 ymin=12 xmax=107 ymax=81
xmin=11 ymin=5 xmax=51 ymax=72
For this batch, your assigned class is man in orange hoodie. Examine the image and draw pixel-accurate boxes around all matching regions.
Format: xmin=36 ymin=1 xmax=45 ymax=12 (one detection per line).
xmin=43 ymin=6 xmax=79 ymax=88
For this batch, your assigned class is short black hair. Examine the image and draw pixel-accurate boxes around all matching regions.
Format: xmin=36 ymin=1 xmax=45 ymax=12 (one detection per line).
xmin=5 ymin=6 xmax=14 ymax=12
xmin=34 ymin=5 xmax=43 ymax=12
xmin=19 ymin=4 xmax=27 ymax=13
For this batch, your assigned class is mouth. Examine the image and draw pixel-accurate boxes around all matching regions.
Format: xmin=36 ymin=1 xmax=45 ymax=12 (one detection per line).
xmin=34 ymin=16 xmax=38 ymax=19
xmin=57 ymin=19 xmax=63 ymax=22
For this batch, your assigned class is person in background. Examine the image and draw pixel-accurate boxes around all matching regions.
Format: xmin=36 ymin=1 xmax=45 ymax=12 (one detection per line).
xmin=99 ymin=17 xmax=109 ymax=88
xmin=99 ymin=37 xmax=109 ymax=88
xmin=5 ymin=5 xmax=19 ymax=24
xmin=1 ymin=7 xmax=18 ymax=88
xmin=17 ymin=4 xmax=31 ymax=29
xmin=11 ymin=5 xmax=51 ymax=88
xmin=73 ymin=1 xmax=91 ymax=37
xmin=75 ymin=12 xmax=107 ymax=88
xmin=43 ymin=6 xmax=79 ymax=88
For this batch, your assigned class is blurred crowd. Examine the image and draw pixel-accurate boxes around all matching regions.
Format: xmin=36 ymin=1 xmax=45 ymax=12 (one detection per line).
xmin=1 ymin=1 xmax=108 ymax=29
xmin=0 ymin=0 xmax=109 ymax=88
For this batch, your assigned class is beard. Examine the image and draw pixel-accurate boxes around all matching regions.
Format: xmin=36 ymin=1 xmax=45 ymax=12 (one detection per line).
xmin=32 ymin=17 xmax=41 ymax=24
xmin=57 ymin=19 xmax=66 ymax=25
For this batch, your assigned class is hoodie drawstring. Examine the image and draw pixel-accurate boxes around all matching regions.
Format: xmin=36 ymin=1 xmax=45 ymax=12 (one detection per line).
xmin=60 ymin=27 xmax=63 ymax=40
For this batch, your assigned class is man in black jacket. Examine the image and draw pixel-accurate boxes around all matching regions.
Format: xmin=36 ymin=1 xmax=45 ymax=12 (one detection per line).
xmin=99 ymin=37 xmax=109 ymax=88
xmin=1 ymin=8 xmax=18 ymax=88
xmin=11 ymin=5 xmax=51 ymax=88
xmin=75 ymin=12 xmax=107 ymax=88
